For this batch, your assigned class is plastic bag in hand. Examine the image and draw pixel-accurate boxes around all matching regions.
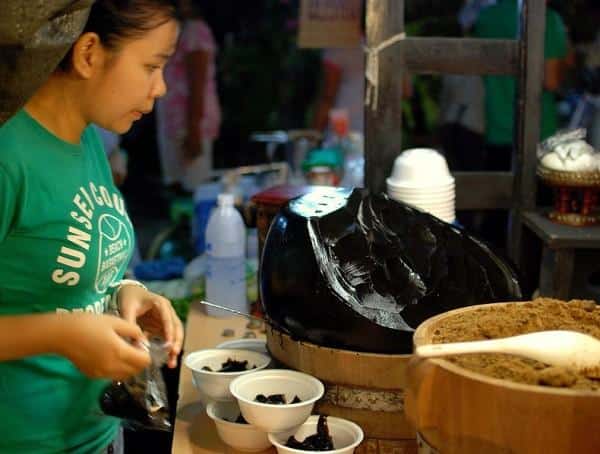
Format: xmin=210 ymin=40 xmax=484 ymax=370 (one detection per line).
xmin=99 ymin=337 xmax=171 ymax=431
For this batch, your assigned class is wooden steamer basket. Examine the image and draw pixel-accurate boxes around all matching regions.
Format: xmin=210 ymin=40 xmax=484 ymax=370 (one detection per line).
xmin=266 ymin=325 xmax=417 ymax=453
xmin=405 ymin=302 xmax=600 ymax=454
xmin=537 ymin=165 xmax=600 ymax=226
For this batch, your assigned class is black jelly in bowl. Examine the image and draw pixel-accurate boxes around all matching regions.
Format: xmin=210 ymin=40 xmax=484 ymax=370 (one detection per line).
xmin=260 ymin=188 xmax=523 ymax=354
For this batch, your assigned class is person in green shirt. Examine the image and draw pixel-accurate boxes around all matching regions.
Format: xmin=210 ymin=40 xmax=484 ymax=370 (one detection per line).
xmin=474 ymin=0 xmax=570 ymax=170
xmin=0 ymin=1 xmax=183 ymax=453
xmin=470 ymin=0 xmax=570 ymax=251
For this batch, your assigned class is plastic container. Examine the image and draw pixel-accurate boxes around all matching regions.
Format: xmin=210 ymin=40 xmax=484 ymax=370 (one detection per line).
xmin=185 ymin=348 xmax=271 ymax=401
xmin=389 ymin=148 xmax=453 ymax=188
xmin=193 ymin=182 xmax=222 ymax=254
xmin=268 ymin=415 xmax=364 ymax=454
xmin=229 ymin=369 xmax=325 ymax=433
xmin=182 ymin=254 xmax=207 ymax=297
xmin=206 ymin=401 xmax=272 ymax=452
xmin=216 ymin=339 xmax=269 ymax=355
xmin=205 ymin=193 xmax=247 ymax=317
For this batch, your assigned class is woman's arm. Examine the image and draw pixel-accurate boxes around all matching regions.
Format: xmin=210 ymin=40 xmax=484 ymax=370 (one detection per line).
xmin=0 ymin=312 xmax=150 ymax=380
xmin=0 ymin=313 xmax=65 ymax=361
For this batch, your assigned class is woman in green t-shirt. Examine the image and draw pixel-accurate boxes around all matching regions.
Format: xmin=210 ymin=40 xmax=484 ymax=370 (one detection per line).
xmin=0 ymin=1 xmax=183 ymax=452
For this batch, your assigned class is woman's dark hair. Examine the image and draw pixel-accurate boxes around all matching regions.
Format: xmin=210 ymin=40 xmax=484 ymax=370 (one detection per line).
xmin=59 ymin=0 xmax=178 ymax=70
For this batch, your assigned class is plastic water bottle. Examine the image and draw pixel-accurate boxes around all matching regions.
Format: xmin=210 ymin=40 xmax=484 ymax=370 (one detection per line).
xmin=205 ymin=193 xmax=247 ymax=317
xmin=193 ymin=182 xmax=222 ymax=254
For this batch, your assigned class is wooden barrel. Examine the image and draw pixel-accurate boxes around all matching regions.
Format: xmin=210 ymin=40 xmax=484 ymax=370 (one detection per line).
xmin=405 ymin=302 xmax=600 ymax=454
xmin=266 ymin=325 xmax=417 ymax=453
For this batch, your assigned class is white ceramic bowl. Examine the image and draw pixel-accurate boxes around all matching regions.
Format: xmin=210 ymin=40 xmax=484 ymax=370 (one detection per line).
xmin=216 ymin=339 xmax=269 ymax=355
xmin=387 ymin=177 xmax=455 ymax=190
xmin=387 ymin=178 xmax=454 ymax=192
xmin=230 ymin=369 xmax=325 ymax=433
xmin=389 ymin=192 xmax=455 ymax=203
xmin=394 ymin=202 xmax=456 ymax=212
xmin=388 ymin=148 xmax=452 ymax=187
xmin=416 ymin=211 xmax=455 ymax=221
xmin=388 ymin=184 xmax=455 ymax=194
xmin=206 ymin=401 xmax=272 ymax=452
xmin=185 ymin=349 xmax=271 ymax=401
xmin=268 ymin=415 xmax=364 ymax=454
xmin=429 ymin=208 xmax=456 ymax=217
xmin=190 ymin=376 xmax=214 ymax=406
xmin=387 ymin=183 xmax=454 ymax=194
xmin=388 ymin=198 xmax=455 ymax=209
xmin=396 ymin=201 xmax=455 ymax=222
xmin=434 ymin=214 xmax=456 ymax=223
xmin=431 ymin=213 xmax=456 ymax=222
xmin=389 ymin=197 xmax=456 ymax=207
xmin=421 ymin=212 xmax=455 ymax=221
xmin=408 ymin=200 xmax=455 ymax=210
xmin=412 ymin=203 xmax=455 ymax=213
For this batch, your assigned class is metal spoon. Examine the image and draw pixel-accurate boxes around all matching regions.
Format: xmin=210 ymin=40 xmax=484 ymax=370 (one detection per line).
xmin=199 ymin=300 xmax=265 ymax=324
xmin=416 ymin=330 xmax=600 ymax=372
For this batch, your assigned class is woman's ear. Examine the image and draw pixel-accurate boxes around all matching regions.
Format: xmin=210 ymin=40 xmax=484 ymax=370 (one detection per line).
xmin=70 ymin=32 xmax=105 ymax=79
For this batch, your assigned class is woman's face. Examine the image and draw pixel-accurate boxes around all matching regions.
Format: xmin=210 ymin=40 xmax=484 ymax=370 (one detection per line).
xmin=86 ymin=18 xmax=179 ymax=134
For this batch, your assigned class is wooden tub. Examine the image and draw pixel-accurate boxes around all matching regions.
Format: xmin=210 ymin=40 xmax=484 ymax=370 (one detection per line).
xmin=405 ymin=302 xmax=600 ymax=454
xmin=266 ymin=325 xmax=417 ymax=453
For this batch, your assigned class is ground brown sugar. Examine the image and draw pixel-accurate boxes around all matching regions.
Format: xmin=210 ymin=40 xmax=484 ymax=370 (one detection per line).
xmin=431 ymin=298 xmax=600 ymax=390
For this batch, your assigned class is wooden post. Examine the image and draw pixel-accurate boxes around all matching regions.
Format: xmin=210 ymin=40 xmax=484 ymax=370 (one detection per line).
xmin=364 ymin=0 xmax=405 ymax=194
xmin=362 ymin=0 xmax=547 ymax=279
xmin=509 ymin=0 xmax=546 ymax=263
xmin=402 ymin=37 xmax=518 ymax=75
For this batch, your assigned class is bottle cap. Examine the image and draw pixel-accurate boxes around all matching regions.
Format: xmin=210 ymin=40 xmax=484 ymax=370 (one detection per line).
xmin=217 ymin=193 xmax=235 ymax=206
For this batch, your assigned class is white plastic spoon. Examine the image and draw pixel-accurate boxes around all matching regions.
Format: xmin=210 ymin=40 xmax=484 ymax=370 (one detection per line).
xmin=416 ymin=330 xmax=600 ymax=372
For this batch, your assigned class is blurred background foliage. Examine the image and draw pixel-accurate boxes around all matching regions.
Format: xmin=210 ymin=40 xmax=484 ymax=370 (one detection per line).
xmin=196 ymin=0 xmax=598 ymax=165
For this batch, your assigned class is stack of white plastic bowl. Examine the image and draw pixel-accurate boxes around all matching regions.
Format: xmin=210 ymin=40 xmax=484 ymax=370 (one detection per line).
xmin=386 ymin=148 xmax=455 ymax=223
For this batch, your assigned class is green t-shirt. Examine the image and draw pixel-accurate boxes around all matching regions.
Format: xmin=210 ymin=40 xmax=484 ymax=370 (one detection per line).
xmin=0 ymin=110 xmax=135 ymax=453
xmin=474 ymin=0 xmax=568 ymax=145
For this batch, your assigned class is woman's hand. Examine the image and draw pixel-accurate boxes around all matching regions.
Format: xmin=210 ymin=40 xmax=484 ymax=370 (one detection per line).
xmin=59 ymin=313 xmax=151 ymax=380
xmin=118 ymin=285 xmax=184 ymax=368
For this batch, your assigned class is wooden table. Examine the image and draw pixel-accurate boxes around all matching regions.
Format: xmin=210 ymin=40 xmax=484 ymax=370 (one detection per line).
xmin=172 ymin=301 xmax=275 ymax=454
xmin=522 ymin=211 xmax=600 ymax=299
